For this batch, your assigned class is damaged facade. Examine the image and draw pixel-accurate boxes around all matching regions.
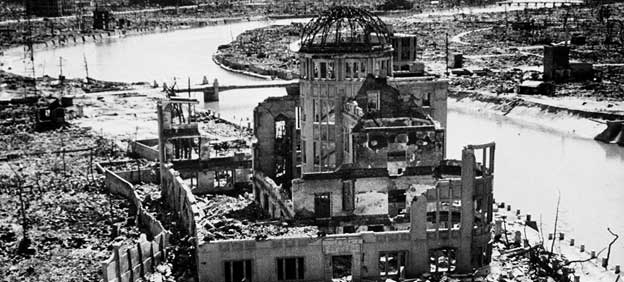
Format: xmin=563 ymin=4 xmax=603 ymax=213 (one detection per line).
xmin=229 ymin=6 xmax=497 ymax=281
xmin=149 ymin=6 xmax=496 ymax=282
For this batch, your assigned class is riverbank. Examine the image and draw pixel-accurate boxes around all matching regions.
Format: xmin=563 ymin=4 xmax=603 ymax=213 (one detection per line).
xmin=212 ymin=22 xmax=302 ymax=81
xmin=0 ymin=15 xmax=267 ymax=55
xmin=209 ymin=2 xmax=624 ymax=144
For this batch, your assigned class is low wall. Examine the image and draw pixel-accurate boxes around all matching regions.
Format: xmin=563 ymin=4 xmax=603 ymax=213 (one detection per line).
xmin=102 ymin=233 xmax=168 ymax=282
xmin=114 ymin=169 xmax=159 ymax=185
xmin=101 ymin=165 xmax=170 ymax=282
xmin=129 ymin=139 xmax=160 ymax=161
xmin=161 ymin=165 xmax=204 ymax=237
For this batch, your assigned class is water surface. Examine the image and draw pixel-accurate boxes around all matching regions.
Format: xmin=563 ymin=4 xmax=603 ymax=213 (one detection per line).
xmin=2 ymin=16 xmax=623 ymax=266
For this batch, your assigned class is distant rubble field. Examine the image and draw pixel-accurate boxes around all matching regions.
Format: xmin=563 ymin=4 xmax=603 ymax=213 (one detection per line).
xmin=0 ymin=126 xmax=144 ymax=281
xmin=214 ymin=7 xmax=624 ymax=108
xmin=214 ymin=23 xmax=302 ymax=80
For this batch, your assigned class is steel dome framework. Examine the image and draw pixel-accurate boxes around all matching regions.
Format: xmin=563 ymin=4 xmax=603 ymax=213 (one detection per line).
xmin=299 ymin=6 xmax=392 ymax=53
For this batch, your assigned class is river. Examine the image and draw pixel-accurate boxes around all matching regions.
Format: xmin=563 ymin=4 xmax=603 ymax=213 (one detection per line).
xmin=2 ymin=17 xmax=623 ymax=267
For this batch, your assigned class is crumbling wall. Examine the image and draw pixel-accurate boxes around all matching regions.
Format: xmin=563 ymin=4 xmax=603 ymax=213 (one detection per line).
xmin=390 ymin=79 xmax=449 ymax=130
xmin=129 ymin=139 xmax=160 ymax=161
xmin=253 ymin=171 xmax=295 ymax=219
xmin=196 ymin=231 xmax=418 ymax=282
xmin=292 ymin=172 xmax=438 ymax=219
xmin=161 ymin=165 xmax=204 ymax=237
xmin=253 ymin=94 xmax=299 ymax=183
xmin=100 ymin=166 xmax=170 ymax=282
xmin=102 ymin=233 xmax=169 ymax=282
xmin=352 ymin=128 xmax=445 ymax=170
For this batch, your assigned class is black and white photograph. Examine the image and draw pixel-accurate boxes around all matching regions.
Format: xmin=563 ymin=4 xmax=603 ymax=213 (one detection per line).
xmin=0 ymin=0 xmax=623 ymax=281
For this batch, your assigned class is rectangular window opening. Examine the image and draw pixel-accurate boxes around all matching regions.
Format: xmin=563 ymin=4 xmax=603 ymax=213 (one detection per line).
xmin=379 ymin=251 xmax=407 ymax=279
xmin=332 ymin=255 xmax=352 ymax=280
xmin=277 ymin=257 xmax=304 ymax=281
xmin=224 ymin=260 xmax=252 ymax=282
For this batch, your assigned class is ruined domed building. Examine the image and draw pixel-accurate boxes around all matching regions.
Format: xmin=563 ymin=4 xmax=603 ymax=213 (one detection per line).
xmin=199 ymin=6 xmax=496 ymax=282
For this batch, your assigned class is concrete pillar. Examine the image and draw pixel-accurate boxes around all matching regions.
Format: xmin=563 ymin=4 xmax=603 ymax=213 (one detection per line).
xmin=457 ymin=147 xmax=476 ymax=273
xmin=157 ymin=103 xmax=167 ymax=198
xmin=408 ymin=195 xmax=429 ymax=275
xmin=514 ymin=231 xmax=522 ymax=245
xmin=213 ymin=78 xmax=219 ymax=98
xmin=410 ymin=195 xmax=427 ymax=240
xmin=494 ymin=219 xmax=502 ymax=236
xmin=204 ymin=79 xmax=220 ymax=102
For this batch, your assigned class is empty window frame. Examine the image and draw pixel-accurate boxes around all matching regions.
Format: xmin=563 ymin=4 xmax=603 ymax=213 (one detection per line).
xmin=224 ymin=260 xmax=253 ymax=282
xmin=301 ymin=60 xmax=308 ymax=79
xmin=423 ymin=93 xmax=432 ymax=107
xmin=429 ymin=248 xmax=456 ymax=273
xmin=379 ymin=251 xmax=407 ymax=279
xmin=215 ymin=170 xmax=233 ymax=188
xmin=332 ymin=255 xmax=352 ymax=280
xmin=314 ymin=193 xmax=331 ymax=218
xmin=275 ymin=120 xmax=287 ymax=139
xmin=360 ymin=61 xmax=366 ymax=76
xmin=345 ymin=61 xmax=352 ymax=79
xmin=343 ymin=126 xmax=350 ymax=154
xmin=314 ymin=61 xmax=320 ymax=79
xmin=342 ymin=180 xmax=354 ymax=211
xmin=276 ymin=257 xmax=304 ymax=281
xmin=367 ymin=90 xmax=380 ymax=112
xmin=327 ymin=61 xmax=335 ymax=79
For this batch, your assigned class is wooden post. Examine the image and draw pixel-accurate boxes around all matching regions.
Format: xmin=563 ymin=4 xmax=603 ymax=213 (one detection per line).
xmin=150 ymin=241 xmax=156 ymax=272
xmin=160 ymin=232 xmax=167 ymax=262
xmin=114 ymin=244 xmax=122 ymax=282
xmin=137 ymin=241 xmax=145 ymax=278
xmin=127 ymin=248 xmax=134 ymax=281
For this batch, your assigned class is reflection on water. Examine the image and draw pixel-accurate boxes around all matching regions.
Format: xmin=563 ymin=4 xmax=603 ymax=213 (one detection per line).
xmin=447 ymin=107 xmax=624 ymax=266
xmin=1 ymin=18 xmax=307 ymax=84
xmin=204 ymin=87 xmax=286 ymax=122
xmin=3 ymin=16 xmax=623 ymax=267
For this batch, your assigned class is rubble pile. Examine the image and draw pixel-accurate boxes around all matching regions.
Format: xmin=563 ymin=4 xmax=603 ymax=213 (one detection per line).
xmin=486 ymin=235 xmax=580 ymax=282
xmin=200 ymin=119 xmax=253 ymax=141
xmin=196 ymin=194 xmax=318 ymax=242
xmin=135 ymin=183 xmax=162 ymax=215
xmin=100 ymin=159 xmax=158 ymax=172
xmin=0 ymin=126 xmax=144 ymax=281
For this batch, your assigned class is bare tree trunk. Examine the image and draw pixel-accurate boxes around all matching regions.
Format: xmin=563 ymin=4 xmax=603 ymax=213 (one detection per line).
xmin=550 ymin=192 xmax=561 ymax=257
xmin=605 ymin=227 xmax=619 ymax=268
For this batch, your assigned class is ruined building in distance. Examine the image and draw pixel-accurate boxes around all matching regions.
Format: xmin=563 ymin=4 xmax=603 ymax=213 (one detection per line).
xmin=198 ymin=6 xmax=496 ymax=282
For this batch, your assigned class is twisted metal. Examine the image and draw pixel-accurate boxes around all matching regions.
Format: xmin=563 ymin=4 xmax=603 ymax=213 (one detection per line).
xmin=300 ymin=6 xmax=392 ymax=53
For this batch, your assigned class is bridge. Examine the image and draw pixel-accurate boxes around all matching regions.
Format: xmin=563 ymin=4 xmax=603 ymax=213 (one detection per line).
xmin=497 ymin=0 xmax=584 ymax=7
xmin=172 ymin=80 xmax=300 ymax=102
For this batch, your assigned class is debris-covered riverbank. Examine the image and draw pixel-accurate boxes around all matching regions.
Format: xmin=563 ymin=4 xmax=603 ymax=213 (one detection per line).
xmin=212 ymin=2 xmax=624 ymax=135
